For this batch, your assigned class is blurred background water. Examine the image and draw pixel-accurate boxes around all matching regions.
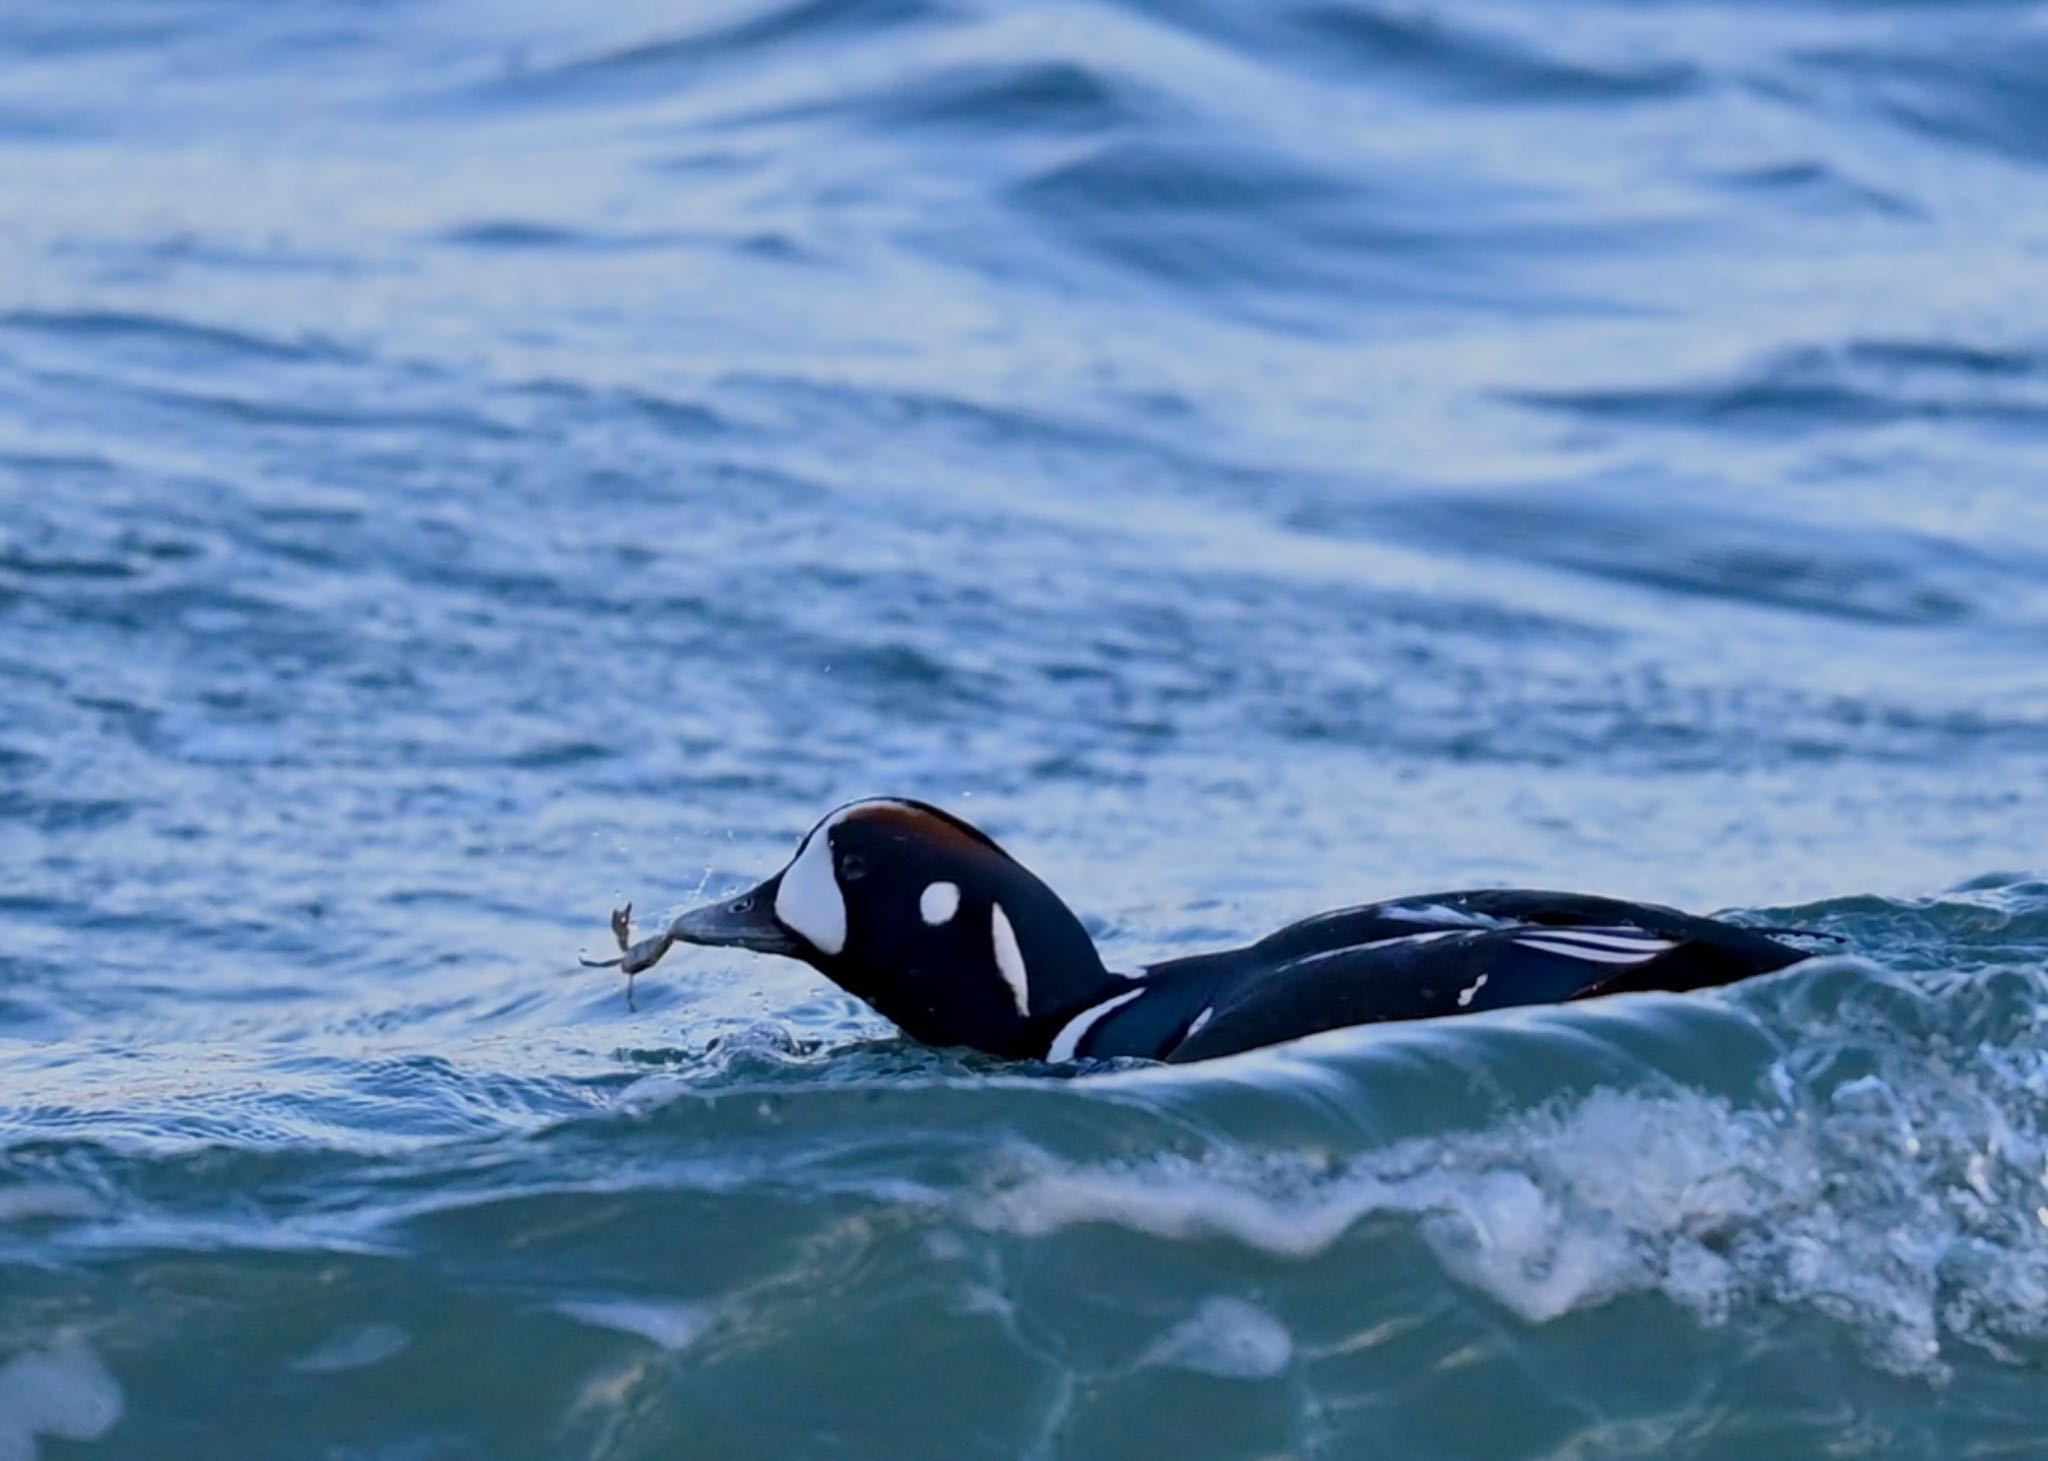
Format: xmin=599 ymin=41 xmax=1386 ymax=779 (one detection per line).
xmin=4 ymin=0 xmax=2048 ymax=1455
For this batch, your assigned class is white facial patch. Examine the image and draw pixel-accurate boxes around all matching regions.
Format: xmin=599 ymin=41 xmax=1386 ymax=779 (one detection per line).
xmin=774 ymin=822 xmax=848 ymax=956
xmin=989 ymin=902 xmax=1030 ymax=1017
xmin=920 ymin=881 xmax=961 ymax=926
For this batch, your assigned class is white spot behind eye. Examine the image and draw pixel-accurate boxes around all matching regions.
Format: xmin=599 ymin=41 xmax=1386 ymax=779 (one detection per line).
xmin=774 ymin=823 xmax=847 ymax=955
xmin=920 ymin=881 xmax=961 ymax=926
xmin=990 ymin=903 xmax=1030 ymax=1017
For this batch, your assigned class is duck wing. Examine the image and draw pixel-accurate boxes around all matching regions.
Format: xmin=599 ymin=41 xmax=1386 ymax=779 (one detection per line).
xmin=1158 ymin=890 xmax=1816 ymax=1064
xmin=1246 ymin=888 xmax=1776 ymax=957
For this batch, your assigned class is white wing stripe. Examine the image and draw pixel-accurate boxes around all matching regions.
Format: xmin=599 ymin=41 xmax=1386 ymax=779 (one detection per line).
xmin=1526 ymin=928 xmax=1679 ymax=951
xmin=1047 ymin=989 xmax=1144 ymax=1063
xmin=1266 ymin=926 xmax=1681 ymax=975
xmin=1515 ymin=937 xmax=1671 ymax=965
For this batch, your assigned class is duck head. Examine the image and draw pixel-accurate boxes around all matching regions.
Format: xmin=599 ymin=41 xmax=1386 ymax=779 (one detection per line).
xmin=637 ymin=799 xmax=1121 ymax=1057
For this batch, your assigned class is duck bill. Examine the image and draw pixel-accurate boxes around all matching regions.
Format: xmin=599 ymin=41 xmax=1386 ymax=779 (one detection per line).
xmin=665 ymin=878 xmax=802 ymax=957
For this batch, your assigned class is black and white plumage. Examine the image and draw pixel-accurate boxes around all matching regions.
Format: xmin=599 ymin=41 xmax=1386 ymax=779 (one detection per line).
xmin=592 ymin=799 xmax=1824 ymax=1064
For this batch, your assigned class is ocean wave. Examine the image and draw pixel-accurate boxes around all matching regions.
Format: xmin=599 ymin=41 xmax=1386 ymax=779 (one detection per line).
xmin=8 ymin=0 xmax=2048 ymax=1452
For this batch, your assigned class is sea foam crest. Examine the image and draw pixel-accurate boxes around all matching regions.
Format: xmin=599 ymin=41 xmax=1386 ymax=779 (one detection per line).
xmin=973 ymin=1051 xmax=2048 ymax=1381
xmin=0 ymin=1335 xmax=123 ymax=1461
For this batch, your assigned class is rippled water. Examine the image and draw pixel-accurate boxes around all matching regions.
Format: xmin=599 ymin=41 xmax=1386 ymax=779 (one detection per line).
xmin=4 ymin=0 xmax=2048 ymax=1455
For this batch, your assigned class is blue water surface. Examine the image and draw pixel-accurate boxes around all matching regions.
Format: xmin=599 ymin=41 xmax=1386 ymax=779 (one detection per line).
xmin=4 ymin=1 xmax=2048 ymax=1456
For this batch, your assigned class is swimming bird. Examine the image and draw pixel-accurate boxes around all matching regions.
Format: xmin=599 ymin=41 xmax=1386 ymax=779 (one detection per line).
xmin=587 ymin=798 xmax=1825 ymax=1063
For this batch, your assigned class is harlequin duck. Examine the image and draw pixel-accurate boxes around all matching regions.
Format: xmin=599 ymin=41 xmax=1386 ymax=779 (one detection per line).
xmin=586 ymin=798 xmax=1828 ymax=1063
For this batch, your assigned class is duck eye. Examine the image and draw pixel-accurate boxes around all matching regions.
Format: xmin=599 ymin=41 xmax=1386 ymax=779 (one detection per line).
xmin=731 ymin=895 xmax=753 ymax=913
xmin=839 ymin=853 xmax=867 ymax=882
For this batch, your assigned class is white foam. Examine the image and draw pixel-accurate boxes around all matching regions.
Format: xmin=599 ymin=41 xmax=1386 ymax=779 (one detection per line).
xmin=1142 ymin=1297 xmax=1293 ymax=1381
xmin=288 ymin=1324 xmax=411 ymax=1374
xmin=0 ymin=1186 xmax=101 ymax=1225
xmin=0 ymin=1335 xmax=123 ymax=1461
xmin=971 ymin=1068 xmax=2048 ymax=1379
xmin=555 ymin=1298 xmax=713 ymax=1352
xmin=975 ymin=1154 xmax=1383 ymax=1258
